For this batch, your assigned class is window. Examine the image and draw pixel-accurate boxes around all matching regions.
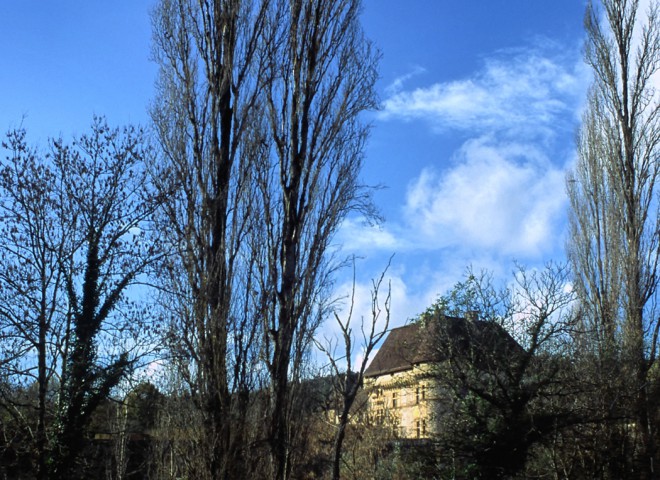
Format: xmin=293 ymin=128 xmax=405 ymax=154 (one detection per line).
xmin=416 ymin=420 xmax=420 ymax=438
xmin=375 ymin=408 xmax=384 ymax=424
xmin=416 ymin=385 xmax=426 ymax=403
xmin=422 ymin=419 xmax=427 ymax=436
xmin=392 ymin=391 xmax=398 ymax=408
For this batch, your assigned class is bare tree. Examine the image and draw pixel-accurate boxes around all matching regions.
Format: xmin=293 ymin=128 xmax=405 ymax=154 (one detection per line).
xmin=0 ymin=118 xmax=161 ymax=480
xmin=150 ymin=0 xmax=270 ymax=478
xmin=567 ymin=1 xmax=660 ymax=477
xmin=0 ymin=128 xmax=69 ymax=479
xmin=49 ymin=119 xmax=161 ymax=479
xmin=255 ymin=1 xmax=379 ymax=477
xmin=316 ymin=258 xmax=391 ymax=480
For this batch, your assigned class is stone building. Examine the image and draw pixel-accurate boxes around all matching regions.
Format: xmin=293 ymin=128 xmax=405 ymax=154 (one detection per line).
xmin=363 ymin=313 xmax=520 ymax=440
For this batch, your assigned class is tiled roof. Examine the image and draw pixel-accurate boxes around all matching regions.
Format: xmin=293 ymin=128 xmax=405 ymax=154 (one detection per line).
xmin=364 ymin=314 xmax=521 ymax=378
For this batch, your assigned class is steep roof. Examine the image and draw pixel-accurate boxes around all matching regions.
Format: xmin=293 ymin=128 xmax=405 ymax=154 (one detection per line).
xmin=364 ymin=314 xmax=522 ymax=378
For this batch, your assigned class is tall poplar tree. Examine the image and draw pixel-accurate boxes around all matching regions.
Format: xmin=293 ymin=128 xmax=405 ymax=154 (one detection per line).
xmin=150 ymin=1 xmax=269 ymax=478
xmin=256 ymin=1 xmax=378 ymax=477
xmin=568 ymin=1 xmax=660 ymax=477
xmin=150 ymin=1 xmax=378 ymax=478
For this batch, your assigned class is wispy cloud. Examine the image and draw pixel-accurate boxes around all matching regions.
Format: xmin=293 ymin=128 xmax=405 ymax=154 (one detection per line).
xmin=384 ymin=65 xmax=427 ymax=95
xmin=379 ymin=42 xmax=589 ymax=140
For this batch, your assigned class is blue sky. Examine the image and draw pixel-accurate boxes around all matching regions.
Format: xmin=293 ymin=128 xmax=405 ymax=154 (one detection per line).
xmin=1 ymin=1 xmax=592 ymax=331
xmin=343 ymin=0 xmax=590 ymax=329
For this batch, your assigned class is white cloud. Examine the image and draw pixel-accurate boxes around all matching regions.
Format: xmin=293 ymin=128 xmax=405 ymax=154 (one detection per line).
xmin=379 ymin=43 xmax=589 ymax=140
xmin=336 ymin=217 xmax=404 ymax=252
xmin=324 ymin=268 xmax=418 ymax=334
xmin=338 ymin=138 xmax=569 ymax=261
xmin=403 ymin=137 xmax=567 ymax=258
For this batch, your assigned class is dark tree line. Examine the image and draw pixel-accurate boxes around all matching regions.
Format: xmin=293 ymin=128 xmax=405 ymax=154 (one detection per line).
xmin=424 ymin=264 xmax=579 ymax=479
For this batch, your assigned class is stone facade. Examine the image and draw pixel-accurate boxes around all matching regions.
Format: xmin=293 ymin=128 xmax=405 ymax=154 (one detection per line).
xmin=363 ymin=319 xmax=443 ymax=439
xmin=365 ymin=364 xmax=436 ymax=439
